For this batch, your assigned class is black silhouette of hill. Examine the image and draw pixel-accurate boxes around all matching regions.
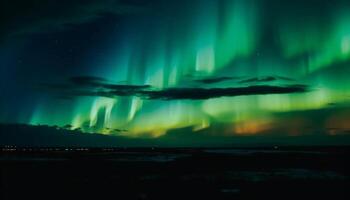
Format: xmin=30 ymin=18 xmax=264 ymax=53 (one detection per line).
xmin=1 ymin=123 xmax=350 ymax=147
xmin=0 ymin=123 xmax=152 ymax=147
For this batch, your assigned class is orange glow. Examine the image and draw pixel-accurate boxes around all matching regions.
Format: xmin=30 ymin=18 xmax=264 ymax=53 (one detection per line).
xmin=325 ymin=112 xmax=350 ymax=135
xmin=283 ymin=118 xmax=310 ymax=136
xmin=234 ymin=120 xmax=272 ymax=135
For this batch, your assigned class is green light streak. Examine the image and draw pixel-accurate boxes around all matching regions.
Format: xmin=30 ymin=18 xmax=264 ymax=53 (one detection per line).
xmin=20 ymin=0 xmax=350 ymax=138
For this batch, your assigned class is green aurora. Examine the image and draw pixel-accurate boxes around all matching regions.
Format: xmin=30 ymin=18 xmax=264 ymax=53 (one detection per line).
xmin=1 ymin=0 xmax=350 ymax=145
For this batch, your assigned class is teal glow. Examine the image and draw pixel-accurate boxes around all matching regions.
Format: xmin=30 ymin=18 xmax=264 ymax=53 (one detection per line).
xmin=1 ymin=0 xmax=350 ymax=141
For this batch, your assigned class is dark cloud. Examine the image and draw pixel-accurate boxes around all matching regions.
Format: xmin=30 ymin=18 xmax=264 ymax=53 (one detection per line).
xmin=39 ymin=76 xmax=151 ymax=98
xmin=39 ymin=76 xmax=309 ymax=100
xmin=327 ymin=102 xmax=338 ymax=107
xmin=194 ymin=76 xmax=238 ymax=84
xmin=66 ymin=85 xmax=309 ymax=100
xmin=139 ymin=85 xmax=309 ymax=100
xmin=69 ymin=76 xmax=109 ymax=85
xmin=238 ymin=76 xmax=294 ymax=84
xmin=110 ymin=128 xmax=128 ymax=133
xmin=69 ymin=76 xmax=151 ymax=90
xmin=69 ymin=76 xmax=151 ymax=91
xmin=0 ymin=0 xmax=149 ymax=40
xmin=275 ymin=76 xmax=295 ymax=81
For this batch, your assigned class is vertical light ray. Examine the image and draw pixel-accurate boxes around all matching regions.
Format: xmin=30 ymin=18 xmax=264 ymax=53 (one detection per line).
xmin=195 ymin=47 xmax=215 ymax=73
xmin=193 ymin=0 xmax=218 ymax=74
xmin=215 ymin=0 xmax=259 ymax=69
xmin=89 ymin=97 xmax=116 ymax=129
xmin=127 ymin=97 xmax=143 ymax=122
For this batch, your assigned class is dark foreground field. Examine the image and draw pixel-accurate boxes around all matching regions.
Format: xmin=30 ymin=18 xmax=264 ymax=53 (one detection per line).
xmin=1 ymin=147 xmax=349 ymax=200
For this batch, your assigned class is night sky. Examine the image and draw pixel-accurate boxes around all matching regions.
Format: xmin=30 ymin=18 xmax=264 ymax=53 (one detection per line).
xmin=1 ymin=0 xmax=350 ymax=146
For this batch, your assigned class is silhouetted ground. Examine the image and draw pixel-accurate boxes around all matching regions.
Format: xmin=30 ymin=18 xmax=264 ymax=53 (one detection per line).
xmin=1 ymin=147 xmax=349 ymax=200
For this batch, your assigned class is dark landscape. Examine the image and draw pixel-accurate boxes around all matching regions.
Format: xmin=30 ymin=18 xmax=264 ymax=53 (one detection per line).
xmin=1 ymin=146 xmax=349 ymax=200
xmin=1 ymin=124 xmax=350 ymax=200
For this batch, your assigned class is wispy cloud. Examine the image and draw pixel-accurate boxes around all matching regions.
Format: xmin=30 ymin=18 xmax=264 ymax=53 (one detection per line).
xmin=193 ymin=76 xmax=239 ymax=84
xmin=139 ymin=85 xmax=309 ymax=100
xmin=238 ymin=76 xmax=295 ymax=84
xmin=39 ymin=76 xmax=309 ymax=100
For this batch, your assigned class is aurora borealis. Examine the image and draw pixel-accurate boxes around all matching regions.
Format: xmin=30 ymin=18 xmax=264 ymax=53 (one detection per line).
xmin=1 ymin=0 xmax=350 ymax=146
